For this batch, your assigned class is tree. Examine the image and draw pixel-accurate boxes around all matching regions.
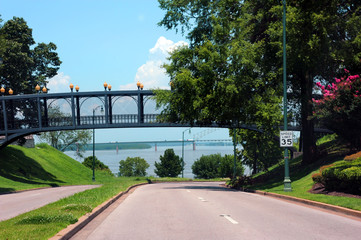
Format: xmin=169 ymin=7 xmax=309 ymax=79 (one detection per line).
xmin=39 ymin=106 xmax=91 ymax=157
xmin=0 ymin=16 xmax=61 ymax=135
xmin=155 ymin=0 xmax=282 ymax=129
xmin=192 ymin=154 xmax=244 ymax=179
xmin=119 ymin=157 xmax=150 ymax=177
xmin=237 ymin=129 xmax=283 ymax=174
xmin=154 ymin=148 xmax=183 ymax=177
xmin=313 ymin=71 xmax=361 ymax=151
xmin=82 ymin=156 xmax=112 ymax=174
xmin=156 ymin=0 xmax=361 ymax=165
xmin=0 ymin=16 xmax=61 ymax=94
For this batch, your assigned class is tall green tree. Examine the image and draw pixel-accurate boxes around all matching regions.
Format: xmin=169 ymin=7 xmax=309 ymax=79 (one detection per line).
xmin=156 ymin=0 xmax=361 ymax=165
xmin=154 ymin=148 xmax=183 ymax=177
xmin=156 ymin=0 xmax=282 ymax=139
xmin=0 ymin=17 xmax=61 ymax=94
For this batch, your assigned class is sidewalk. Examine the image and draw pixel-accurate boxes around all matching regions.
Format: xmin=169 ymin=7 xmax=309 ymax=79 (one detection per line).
xmin=0 ymin=185 xmax=100 ymax=221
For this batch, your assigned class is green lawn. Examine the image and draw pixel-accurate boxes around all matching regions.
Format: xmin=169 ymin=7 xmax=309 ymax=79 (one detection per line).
xmin=249 ymin=135 xmax=361 ymax=211
xmin=0 ymin=144 xmax=148 ymax=239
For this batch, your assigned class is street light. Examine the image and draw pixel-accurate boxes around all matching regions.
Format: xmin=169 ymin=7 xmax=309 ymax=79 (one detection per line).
xmin=182 ymin=128 xmax=191 ymax=178
xmin=282 ymin=0 xmax=292 ymax=191
xmin=92 ymin=105 xmax=104 ymax=181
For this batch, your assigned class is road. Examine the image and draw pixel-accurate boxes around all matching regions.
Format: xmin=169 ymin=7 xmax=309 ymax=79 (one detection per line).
xmin=0 ymin=185 xmax=100 ymax=221
xmin=71 ymin=182 xmax=361 ymax=240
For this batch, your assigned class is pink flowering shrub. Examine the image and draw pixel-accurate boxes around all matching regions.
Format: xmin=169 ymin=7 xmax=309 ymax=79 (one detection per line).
xmin=313 ymin=70 xmax=361 ymax=150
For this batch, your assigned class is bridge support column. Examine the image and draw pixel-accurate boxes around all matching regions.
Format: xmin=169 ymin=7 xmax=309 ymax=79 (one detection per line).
xmin=155 ymin=143 xmax=157 ymax=151
xmin=76 ymin=96 xmax=80 ymax=126
xmin=137 ymin=91 xmax=144 ymax=124
xmin=1 ymin=97 xmax=8 ymax=139
xmin=193 ymin=141 xmax=196 ymax=151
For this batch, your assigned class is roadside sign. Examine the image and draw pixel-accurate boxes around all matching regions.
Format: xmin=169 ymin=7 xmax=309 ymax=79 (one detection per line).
xmin=280 ymin=131 xmax=293 ymax=147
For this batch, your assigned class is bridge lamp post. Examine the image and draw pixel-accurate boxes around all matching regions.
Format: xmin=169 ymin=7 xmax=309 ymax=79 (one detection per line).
xmin=182 ymin=128 xmax=191 ymax=178
xmin=92 ymin=105 xmax=104 ymax=181
xmin=282 ymin=0 xmax=292 ymax=191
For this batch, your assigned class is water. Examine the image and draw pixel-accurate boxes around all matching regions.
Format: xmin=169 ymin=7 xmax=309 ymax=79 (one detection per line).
xmin=65 ymin=144 xmax=250 ymax=178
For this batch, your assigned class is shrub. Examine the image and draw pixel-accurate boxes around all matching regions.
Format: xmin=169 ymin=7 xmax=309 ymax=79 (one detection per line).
xmin=192 ymin=154 xmax=244 ymax=179
xmin=119 ymin=157 xmax=150 ymax=177
xmin=311 ymin=172 xmax=324 ymax=185
xmin=227 ymin=176 xmax=253 ymax=189
xmin=82 ymin=156 xmax=112 ymax=174
xmin=154 ymin=149 xmax=183 ymax=177
xmin=313 ymin=71 xmax=361 ymax=150
xmin=313 ymin=158 xmax=361 ymax=194
xmin=192 ymin=154 xmax=221 ymax=179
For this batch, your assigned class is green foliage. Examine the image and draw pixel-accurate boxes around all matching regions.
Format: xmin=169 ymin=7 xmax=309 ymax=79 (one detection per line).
xmin=155 ymin=0 xmax=283 ymax=128
xmin=236 ymin=129 xmax=283 ymax=174
xmin=192 ymin=154 xmax=244 ymax=179
xmin=156 ymin=0 xmax=361 ymax=165
xmin=39 ymin=106 xmax=92 ymax=157
xmin=192 ymin=154 xmax=221 ymax=179
xmin=315 ymin=159 xmax=361 ymax=195
xmin=154 ymin=149 xmax=183 ymax=177
xmin=0 ymin=17 xmax=61 ymax=94
xmin=82 ymin=156 xmax=112 ymax=174
xmin=119 ymin=157 xmax=150 ymax=177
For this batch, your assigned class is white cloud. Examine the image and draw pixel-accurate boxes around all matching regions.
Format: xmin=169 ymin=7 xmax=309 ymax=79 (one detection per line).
xmin=120 ymin=36 xmax=188 ymax=90
xmin=47 ymin=72 xmax=71 ymax=93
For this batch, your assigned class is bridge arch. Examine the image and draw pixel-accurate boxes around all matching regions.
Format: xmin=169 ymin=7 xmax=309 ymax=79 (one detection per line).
xmin=0 ymin=90 xmax=332 ymax=149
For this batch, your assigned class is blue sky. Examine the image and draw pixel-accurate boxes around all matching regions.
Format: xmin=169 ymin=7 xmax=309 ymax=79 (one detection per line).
xmin=0 ymin=0 xmax=232 ymax=142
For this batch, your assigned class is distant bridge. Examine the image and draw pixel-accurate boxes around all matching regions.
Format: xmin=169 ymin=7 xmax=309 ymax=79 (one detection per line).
xmin=0 ymin=89 xmax=332 ymax=149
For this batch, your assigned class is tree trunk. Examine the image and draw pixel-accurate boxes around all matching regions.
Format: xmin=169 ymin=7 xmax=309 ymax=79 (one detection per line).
xmin=300 ymin=71 xmax=317 ymax=164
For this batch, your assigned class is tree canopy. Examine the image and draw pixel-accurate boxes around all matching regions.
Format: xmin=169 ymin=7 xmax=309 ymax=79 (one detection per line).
xmin=0 ymin=16 xmax=61 ymax=94
xmin=154 ymin=148 xmax=183 ymax=177
xmin=156 ymin=0 xmax=361 ymax=164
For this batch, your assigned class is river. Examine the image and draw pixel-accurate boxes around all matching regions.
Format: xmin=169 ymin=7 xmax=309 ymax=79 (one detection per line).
xmin=65 ymin=144 xmax=250 ymax=178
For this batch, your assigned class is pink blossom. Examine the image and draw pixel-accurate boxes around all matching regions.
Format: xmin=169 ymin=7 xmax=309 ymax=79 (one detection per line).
xmin=344 ymin=69 xmax=350 ymax=73
xmin=335 ymin=78 xmax=341 ymax=83
xmin=316 ymin=82 xmax=322 ymax=88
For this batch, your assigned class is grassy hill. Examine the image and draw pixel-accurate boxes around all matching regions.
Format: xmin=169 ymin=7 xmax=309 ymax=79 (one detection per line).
xmin=0 ymin=143 xmax=108 ymax=193
xmin=246 ymin=135 xmax=361 ymax=211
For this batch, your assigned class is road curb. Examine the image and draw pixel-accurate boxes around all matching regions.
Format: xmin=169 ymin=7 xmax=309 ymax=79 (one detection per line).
xmin=50 ymin=182 xmax=148 ymax=240
xmin=246 ymin=189 xmax=361 ymax=219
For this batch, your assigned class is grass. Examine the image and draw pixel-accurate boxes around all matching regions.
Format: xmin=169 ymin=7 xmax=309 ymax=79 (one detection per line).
xmin=0 ymin=143 xmax=103 ymax=192
xmin=248 ymin=134 xmax=361 ymax=211
xmin=0 ymin=177 xmax=147 ymax=239
xmin=0 ymin=144 xmax=148 ymax=239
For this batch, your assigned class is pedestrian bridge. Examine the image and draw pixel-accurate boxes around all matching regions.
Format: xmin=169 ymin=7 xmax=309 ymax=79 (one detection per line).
xmin=0 ymin=88 xmax=331 ymax=149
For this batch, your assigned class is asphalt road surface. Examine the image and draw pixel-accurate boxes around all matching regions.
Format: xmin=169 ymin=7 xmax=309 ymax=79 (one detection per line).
xmin=0 ymin=185 xmax=100 ymax=221
xmin=71 ymin=182 xmax=361 ymax=240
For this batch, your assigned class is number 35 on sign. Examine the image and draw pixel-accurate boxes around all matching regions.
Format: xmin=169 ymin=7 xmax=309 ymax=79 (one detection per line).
xmin=280 ymin=131 xmax=293 ymax=147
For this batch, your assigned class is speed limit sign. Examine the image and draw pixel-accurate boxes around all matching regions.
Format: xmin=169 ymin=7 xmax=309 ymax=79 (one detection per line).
xmin=280 ymin=131 xmax=293 ymax=147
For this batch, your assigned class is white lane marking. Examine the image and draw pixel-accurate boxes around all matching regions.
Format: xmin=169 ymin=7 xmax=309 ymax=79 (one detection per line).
xmin=198 ymin=197 xmax=207 ymax=202
xmin=220 ymin=214 xmax=238 ymax=224
xmin=186 ymin=190 xmax=191 ymax=193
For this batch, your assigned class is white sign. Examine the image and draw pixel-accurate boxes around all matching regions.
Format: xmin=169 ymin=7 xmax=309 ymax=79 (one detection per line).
xmin=280 ymin=131 xmax=293 ymax=147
